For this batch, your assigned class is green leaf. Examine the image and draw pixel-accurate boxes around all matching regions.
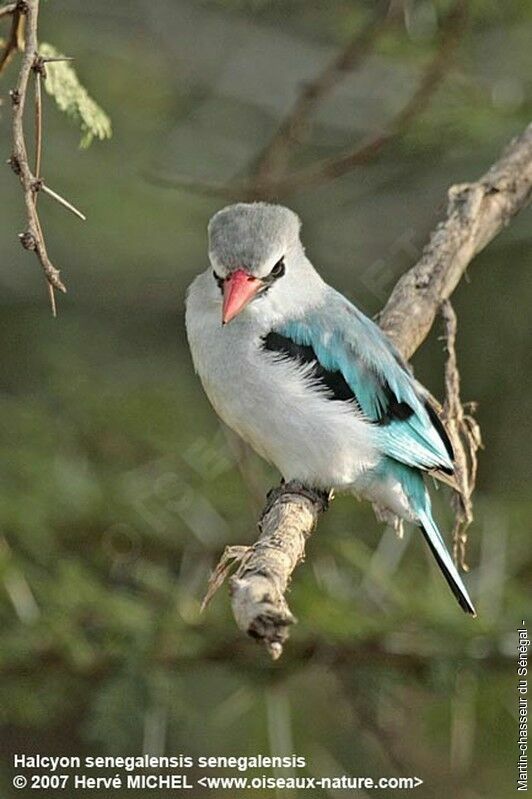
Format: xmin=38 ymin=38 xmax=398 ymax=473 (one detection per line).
xmin=39 ymin=42 xmax=112 ymax=148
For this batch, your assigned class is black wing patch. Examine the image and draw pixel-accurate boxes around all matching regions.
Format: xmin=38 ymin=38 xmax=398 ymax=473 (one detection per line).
xmin=425 ymin=401 xmax=455 ymax=462
xmin=379 ymin=384 xmax=414 ymax=424
xmin=262 ymin=331 xmax=358 ymax=404
xmin=261 ymin=331 xmax=415 ymax=426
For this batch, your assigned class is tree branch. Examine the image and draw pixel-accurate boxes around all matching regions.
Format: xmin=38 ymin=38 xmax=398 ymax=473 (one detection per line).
xmin=252 ymin=0 xmax=392 ymax=185
xmin=248 ymin=0 xmax=468 ymax=198
xmin=155 ymin=0 xmax=466 ymax=201
xmin=205 ymin=120 xmax=532 ymax=658
xmin=9 ymin=0 xmax=66 ymax=312
xmin=229 ymin=484 xmax=329 ymax=660
xmin=378 ymin=121 xmax=532 ymax=355
xmin=6 ymin=0 xmax=89 ymax=313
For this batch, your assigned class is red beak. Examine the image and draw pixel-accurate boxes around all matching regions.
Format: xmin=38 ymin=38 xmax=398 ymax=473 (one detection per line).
xmin=222 ymin=269 xmax=263 ymax=324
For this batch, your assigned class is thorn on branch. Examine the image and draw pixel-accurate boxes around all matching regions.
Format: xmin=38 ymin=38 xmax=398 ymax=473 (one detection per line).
xmin=40 ymin=55 xmax=74 ymax=63
xmin=31 ymin=51 xmax=74 ymax=77
xmin=9 ymin=88 xmax=20 ymax=105
xmin=40 ymin=182 xmax=86 ymax=220
xmin=47 ymin=282 xmax=56 ymax=317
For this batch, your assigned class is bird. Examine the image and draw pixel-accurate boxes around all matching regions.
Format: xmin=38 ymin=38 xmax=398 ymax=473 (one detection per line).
xmin=185 ymin=202 xmax=476 ymax=616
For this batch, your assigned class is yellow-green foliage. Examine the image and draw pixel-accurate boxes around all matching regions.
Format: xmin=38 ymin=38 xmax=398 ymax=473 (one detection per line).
xmin=39 ymin=42 xmax=112 ymax=148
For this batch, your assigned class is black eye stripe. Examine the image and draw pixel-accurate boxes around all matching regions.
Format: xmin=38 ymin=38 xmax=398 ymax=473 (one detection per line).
xmin=253 ymin=258 xmax=286 ymax=289
xmin=256 ymin=259 xmax=285 ymax=298
xmin=269 ymin=258 xmax=285 ymax=279
xmin=213 ymin=258 xmax=284 ymax=296
xmin=213 ymin=270 xmax=224 ymax=291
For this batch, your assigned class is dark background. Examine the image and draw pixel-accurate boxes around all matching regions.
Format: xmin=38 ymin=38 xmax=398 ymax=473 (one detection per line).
xmin=0 ymin=2 xmax=531 ymax=797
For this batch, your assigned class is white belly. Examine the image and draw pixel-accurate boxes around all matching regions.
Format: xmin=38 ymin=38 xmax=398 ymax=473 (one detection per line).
xmin=186 ymin=284 xmax=380 ymax=489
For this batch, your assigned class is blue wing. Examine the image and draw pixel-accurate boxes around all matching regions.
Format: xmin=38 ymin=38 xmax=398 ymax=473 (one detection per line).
xmin=274 ymin=290 xmax=453 ymax=473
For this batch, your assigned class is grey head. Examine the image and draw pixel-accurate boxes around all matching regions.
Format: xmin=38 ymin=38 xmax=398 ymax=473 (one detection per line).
xmin=208 ymin=202 xmax=301 ymax=278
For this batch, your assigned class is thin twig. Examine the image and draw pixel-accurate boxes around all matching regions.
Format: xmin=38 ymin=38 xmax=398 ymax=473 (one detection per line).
xmin=157 ymin=0 xmax=467 ymax=201
xmin=46 ymin=280 xmax=56 ymax=315
xmin=0 ymin=3 xmax=17 ymax=20
xmin=145 ymin=169 xmax=241 ymax=201
xmin=30 ymin=197 xmax=55 ymax=314
xmin=250 ymin=0 xmax=468 ymax=198
xmin=0 ymin=2 xmax=24 ymax=76
xmin=440 ymin=301 xmax=482 ymax=570
xmin=253 ymin=0 xmax=392 ymax=184
xmin=201 ymin=545 xmax=252 ymax=613
xmin=34 ymin=66 xmax=41 ymax=178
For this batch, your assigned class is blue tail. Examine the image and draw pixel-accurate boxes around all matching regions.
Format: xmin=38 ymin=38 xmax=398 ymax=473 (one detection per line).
xmin=384 ymin=461 xmax=476 ymax=616
xmin=417 ymin=508 xmax=476 ymax=616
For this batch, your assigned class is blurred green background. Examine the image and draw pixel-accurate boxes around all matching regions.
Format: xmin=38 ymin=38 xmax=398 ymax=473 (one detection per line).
xmin=0 ymin=1 xmax=531 ymax=797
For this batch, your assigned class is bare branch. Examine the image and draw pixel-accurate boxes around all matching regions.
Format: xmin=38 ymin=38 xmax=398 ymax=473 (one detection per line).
xmin=144 ymin=169 xmax=241 ymax=201
xmin=229 ymin=484 xmax=329 ymax=659
xmin=250 ymin=0 xmax=468 ymax=198
xmin=253 ymin=0 xmax=392 ymax=184
xmin=379 ymin=121 xmax=532 ymax=356
xmin=8 ymin=0 xmax=73 ymax=312
xmin=207 ymin=120 xmax=532 ymax=658
xmin=158 ymin=0 xmax=466 ymax=201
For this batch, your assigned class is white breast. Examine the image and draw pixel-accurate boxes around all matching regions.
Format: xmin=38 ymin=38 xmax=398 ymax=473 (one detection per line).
xmin=185 ymin=270 xmax=380 ymax=489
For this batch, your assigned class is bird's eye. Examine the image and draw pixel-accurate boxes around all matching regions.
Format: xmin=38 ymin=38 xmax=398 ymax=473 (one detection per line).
xmin=270 ymin=258 xmax=285 ymax=279
xmin=213 ymin=270 xmax=224 ymax=291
